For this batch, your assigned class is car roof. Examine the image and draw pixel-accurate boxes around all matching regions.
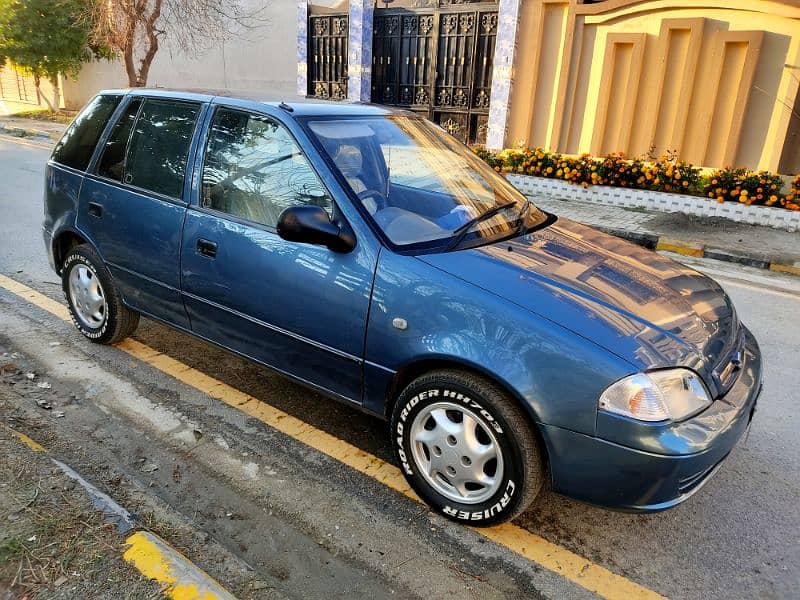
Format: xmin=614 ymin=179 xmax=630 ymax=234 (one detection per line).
xmin=96 ymin=87 xmax=413 ymax=118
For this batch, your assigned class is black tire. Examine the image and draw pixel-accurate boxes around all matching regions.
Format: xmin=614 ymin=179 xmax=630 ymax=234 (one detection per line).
xmin=61 ymin=244 xmax=139 ymax=344
xmin=391 ymin=369 xmax=544 ymax=526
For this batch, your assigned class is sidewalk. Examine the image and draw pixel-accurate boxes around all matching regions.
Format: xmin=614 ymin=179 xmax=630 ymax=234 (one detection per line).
xmin=0 ymin=115 xmax=67 ymax=141
xmin=530 ymin=197 xmax=800 ymax=276
xmin=2 ymin=115 xmax=797 ymax=276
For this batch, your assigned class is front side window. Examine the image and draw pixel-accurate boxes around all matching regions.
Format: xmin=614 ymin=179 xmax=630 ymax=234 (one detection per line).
xmin=124 ymin=99 xmax=201 ymax=199
xmin=201 ymin=108 xmax=332 ymax=228
xmin=307 ymin=117 xmax=548 ymax=249
xmin=52 ymin=95 xmax=121 ymax=171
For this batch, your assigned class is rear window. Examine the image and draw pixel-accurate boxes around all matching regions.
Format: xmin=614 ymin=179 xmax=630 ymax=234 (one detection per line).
xmin=97 ymin=98 xmax=142 ymax=182
xmin=51 ymin=95 xmax=121 ymax=171
xmin=124 ymin=99 xmax=201 ymax=199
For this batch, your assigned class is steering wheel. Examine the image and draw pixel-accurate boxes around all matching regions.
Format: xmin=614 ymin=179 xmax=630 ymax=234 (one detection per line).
xmin=357 ymin=189 xmax=387 ymax=215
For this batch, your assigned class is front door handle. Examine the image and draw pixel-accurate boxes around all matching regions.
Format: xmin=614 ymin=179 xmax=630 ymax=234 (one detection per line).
xmin=197 ymin=238 xmax=217 ymax=258
xmin=88 ymin=202 xmax=103 ymax=218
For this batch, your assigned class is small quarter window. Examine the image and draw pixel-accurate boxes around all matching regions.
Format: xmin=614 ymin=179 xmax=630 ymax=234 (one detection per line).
xmin=97 ymin=99 xmax=142 ymax=182
xmin=124 ymin=99 xmax=201 ymax=199
xmin=201 ymin=108 xmax=332 ymax=228
xmin=52 ymin=95 xmax=121 ymax=171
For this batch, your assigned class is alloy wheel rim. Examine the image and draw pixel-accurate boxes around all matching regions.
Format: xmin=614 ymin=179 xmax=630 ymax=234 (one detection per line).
xmin=409 ymin=401 xmax=504 ymax=504
xmin=68 ymin=264 xmax=106 ymax=329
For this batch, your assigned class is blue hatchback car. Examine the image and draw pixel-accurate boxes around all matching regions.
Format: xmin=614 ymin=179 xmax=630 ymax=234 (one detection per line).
xmin=44 ymin=89 xmax=762 ymax=525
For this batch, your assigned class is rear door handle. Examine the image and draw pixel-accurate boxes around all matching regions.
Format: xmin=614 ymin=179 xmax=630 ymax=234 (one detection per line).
xmin=197 ymin=238 xmax=218 ymax=258
xmin=88 ymin=202 xmax=103 ymax=218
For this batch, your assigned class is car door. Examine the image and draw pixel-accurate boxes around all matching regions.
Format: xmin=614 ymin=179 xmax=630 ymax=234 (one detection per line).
xmin=77 ymin=96 xmax=204 ymax=329
xmin=180 ymin=106 xmax=376 ymax=403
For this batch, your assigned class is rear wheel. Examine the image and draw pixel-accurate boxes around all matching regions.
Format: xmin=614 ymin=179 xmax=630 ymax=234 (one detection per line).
xmin=62 ymin=244 xmax=139 ymax=344
xmin=391 ymin=369 xmax=544 ymax=526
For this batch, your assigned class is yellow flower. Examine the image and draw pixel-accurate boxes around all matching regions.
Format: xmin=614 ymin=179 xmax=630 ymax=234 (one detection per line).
xmin=717 ymin=196 xmax=725 ymax=203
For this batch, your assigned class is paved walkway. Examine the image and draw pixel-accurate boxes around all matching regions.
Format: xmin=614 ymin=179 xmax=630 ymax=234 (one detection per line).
xmin=0 ymin=115 xmax=67 ymax=140
xmin=534 ymin=196 xmax=799 ymax=273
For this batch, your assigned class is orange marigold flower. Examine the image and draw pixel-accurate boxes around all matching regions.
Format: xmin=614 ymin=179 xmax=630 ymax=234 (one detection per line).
xmin=716 ymin=196 xmax=725 ymax=203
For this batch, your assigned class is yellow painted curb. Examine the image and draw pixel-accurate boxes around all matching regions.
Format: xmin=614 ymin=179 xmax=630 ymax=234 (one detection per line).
xmin=0 ymin=274 xmax=665 ymax=599
xmin=0 ymin=422 xmax=47 ymax=452
xmin=655 ymin=238 xmax=705 ymax=257
xmin=769 ymin=263 xmax=800 ymax=277
xmin=124 ymin=531 xmax=236 ymax=600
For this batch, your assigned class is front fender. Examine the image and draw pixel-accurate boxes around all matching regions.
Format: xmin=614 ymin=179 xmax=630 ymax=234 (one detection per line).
xmin=363 ymin=251 xmax=635 ymax=435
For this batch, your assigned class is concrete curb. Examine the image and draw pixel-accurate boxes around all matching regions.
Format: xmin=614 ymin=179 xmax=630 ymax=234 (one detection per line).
xmin=0 ymin=122 xmax=62 ymax=141
xmin=2 ymin=423 xmax=237 ymax=600
xmin=596 ymin=225 xmax=800 ymax=277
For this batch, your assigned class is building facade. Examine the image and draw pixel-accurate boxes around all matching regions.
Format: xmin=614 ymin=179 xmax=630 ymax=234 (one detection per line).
xmin=1 ymin=1 xmax=798 ymax=173
xmin=301 ymin=0 xmax=800 ymax=173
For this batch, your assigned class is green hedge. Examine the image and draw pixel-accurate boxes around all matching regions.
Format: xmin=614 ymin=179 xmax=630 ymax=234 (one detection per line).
xmin=473 ymin=146 xmax=800 ymax=212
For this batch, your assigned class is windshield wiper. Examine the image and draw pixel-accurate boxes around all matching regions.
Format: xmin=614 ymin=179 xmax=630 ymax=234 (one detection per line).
xmin=514 ymin=198 xmax=532 ymax=237
xmin=446 ymin=202 xmax=516 ymax=251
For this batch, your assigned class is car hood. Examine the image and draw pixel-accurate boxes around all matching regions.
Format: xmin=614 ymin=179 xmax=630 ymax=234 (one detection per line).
xmin=419 ymin=218 xmax=740 ymax=394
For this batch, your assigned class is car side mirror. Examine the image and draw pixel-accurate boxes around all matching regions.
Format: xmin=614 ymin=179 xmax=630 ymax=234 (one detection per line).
xmin=276 ymin=205 xmax=355 ymax=253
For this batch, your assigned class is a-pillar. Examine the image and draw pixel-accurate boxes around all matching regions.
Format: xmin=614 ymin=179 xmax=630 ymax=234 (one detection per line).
xmin=347 ymin=0 xmax=374 ymax=102
xmin=486 ymin=0 xmax=523 ymax=149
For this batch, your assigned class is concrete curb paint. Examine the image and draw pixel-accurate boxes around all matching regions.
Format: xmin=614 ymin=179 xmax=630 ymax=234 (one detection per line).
xmin=123 ymin=531 xmax=238 ymax=600
xmin=655 ymin=238 xmax=705 ymax=257
xmin=0 ymin=422 xmax=237 ymax=600
xmin=601 ymin=229 xmax=799 ymax=278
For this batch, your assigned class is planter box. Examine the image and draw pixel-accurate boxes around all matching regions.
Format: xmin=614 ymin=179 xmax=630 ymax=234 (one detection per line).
xmin=506 ymin=174 xmax=800 ymax=233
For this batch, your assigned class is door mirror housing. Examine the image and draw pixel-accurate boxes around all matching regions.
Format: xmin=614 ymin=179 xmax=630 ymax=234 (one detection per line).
xmin=277 ymin=205 xmax=355 ymax=253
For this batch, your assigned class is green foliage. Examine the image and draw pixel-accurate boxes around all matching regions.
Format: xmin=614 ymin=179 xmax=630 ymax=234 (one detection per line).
xmin=0 ymin=0 xmax=91 ymax=82
xmin=473 ymin=146 xmax=798 ymax=212
xmin=701 ymin=167 xmax=796 ymax=210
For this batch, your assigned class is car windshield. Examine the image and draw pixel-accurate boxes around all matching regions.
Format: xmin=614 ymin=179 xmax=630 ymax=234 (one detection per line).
xmin=306 ymin=116 xmax=547 ymax=249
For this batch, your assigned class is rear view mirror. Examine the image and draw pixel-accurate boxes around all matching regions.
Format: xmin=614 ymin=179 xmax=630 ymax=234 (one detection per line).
xmin=276 ymin=206 xmax=355 ymax=253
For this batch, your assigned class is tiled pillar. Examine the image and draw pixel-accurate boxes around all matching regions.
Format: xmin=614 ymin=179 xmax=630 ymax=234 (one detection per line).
xmin=348 ymin=0 xmax=374 ymax=102
xmin=486 ymin=0 xmax=523 ymax=149
xmin=297 ymin=0 xmax=308 ymax=97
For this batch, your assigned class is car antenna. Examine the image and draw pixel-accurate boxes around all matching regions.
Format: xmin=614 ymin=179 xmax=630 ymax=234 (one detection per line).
xmin=278 ymin=101 xmax=294 ymax=113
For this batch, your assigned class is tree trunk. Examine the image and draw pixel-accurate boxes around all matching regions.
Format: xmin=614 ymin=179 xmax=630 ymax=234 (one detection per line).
xmin=33 ymin=72 xmax=55 ymax=112
xmin=135 ymin=0 xmax=163 ymax=87
xmin=49 ymin=75 xmax=62 ymax=113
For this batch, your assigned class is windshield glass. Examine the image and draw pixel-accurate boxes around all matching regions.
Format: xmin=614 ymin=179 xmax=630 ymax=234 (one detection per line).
xmin=306 ymin=116 xmax=547 ymax=249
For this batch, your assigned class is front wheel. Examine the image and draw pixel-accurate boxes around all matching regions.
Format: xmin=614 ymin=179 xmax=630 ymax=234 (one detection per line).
xmin=62 ymin=244 xmax=139 ymax=344
xmin=391 ymin=370 xmax=544 ymax=526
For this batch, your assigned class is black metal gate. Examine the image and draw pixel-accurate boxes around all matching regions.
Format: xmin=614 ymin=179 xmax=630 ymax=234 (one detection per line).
xmin=308 ymin=14 xmax=349 ymax=100
xmin=371 ymin=2 xmax=498 ymax=144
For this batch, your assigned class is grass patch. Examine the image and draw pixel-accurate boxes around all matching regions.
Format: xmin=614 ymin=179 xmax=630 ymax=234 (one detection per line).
xmin=0 ymin=538 xmax=24 ymax=565
xmin=8 ymin=109 xmax=74 ymax=124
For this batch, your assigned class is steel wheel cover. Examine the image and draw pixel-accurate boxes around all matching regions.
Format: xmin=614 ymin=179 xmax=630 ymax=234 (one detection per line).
xmin=68 ymin=264 xmax=106 ymax=329
xmin=409 ymin=401 xmax=504 ymax=504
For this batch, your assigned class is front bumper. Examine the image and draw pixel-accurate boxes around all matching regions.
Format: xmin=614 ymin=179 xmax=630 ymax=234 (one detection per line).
xmin=541 ymin=327 xmax=762 ymax=511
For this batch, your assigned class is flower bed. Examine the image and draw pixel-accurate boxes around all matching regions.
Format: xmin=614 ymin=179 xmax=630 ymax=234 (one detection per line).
xmin=474 ymin=147 xmax=800 ymax=212
xmin=505 ymin=175 xmax=800 ymax=232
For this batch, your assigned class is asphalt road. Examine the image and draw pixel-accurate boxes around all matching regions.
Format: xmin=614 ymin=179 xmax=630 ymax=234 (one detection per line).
xmin=1 ymin=135 xmax=798 ymax=599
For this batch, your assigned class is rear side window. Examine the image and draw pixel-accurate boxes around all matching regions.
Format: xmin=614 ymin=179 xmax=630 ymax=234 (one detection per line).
xmin=124 ymin=99 xmax=201 ymax=199
xmin=97 ymin=99 xmax=142 ymax=182
xmin=52 ymin=95 xmax=121 ymax=171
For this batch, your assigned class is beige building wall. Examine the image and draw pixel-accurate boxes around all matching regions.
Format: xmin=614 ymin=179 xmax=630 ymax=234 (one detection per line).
xmin=61 ymin=0 xmax=299 ymax=110
xmin=507 ymin=0 xmax=800 ymax=174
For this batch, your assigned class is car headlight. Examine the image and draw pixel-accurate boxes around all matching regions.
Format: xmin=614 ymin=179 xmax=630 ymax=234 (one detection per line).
xmin=598 ymin=369 xmax=711 ymax=422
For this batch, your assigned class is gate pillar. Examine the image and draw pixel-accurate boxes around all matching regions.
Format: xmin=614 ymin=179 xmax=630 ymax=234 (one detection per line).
xmin=486 ymin=0 xmax=522 ymax=150
xmin=297 ymin=1 xmax=309 ymax=97
xmin=348 ymin=0 xmax=374 ymax=102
